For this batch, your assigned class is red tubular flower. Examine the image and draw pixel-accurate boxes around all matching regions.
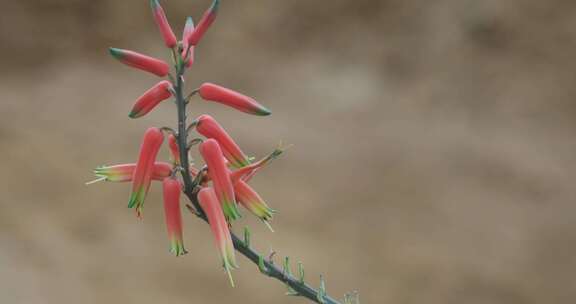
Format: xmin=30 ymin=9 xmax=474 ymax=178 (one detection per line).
xmin=128 ymin=127 xmax=165 ymax=218
xmin=199 ymin=82 xmax=271 ymax=116
xmin=89 ymin=162 xmax=172 ymax=184
xmin=129 ymin=80 xmax=173 ymax=118
xmin=195 ymin=114 xmax=250 ymax=168
xmin=199 ymin=139 xmax=241 ymax=221
xmin=162 ymin=177 xmax=187 ymax=256
xmin=188 ymin=0 xmax=220 ymax=46
xmin=197 ymin=187 xmax=237 ymax=286
xmin=108 ymin=48 xmax=169 ymax=77
xmin=150 ymin=0 xmax=177 ymax=48
xmin=168 ymin=133 xmax=180 ymax=166
xmin=235 ymin=180 xmax=275 ymax=231
xmin=181 ymin=17 xmax=195 ymax=68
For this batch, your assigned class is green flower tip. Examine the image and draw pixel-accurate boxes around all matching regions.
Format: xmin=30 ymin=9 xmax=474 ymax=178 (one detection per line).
xmin=128 ymin=110 xmax=140 ymax=119
xmin=150 ymin=0 xmax=160 ymax=9
xmin=185 ymin=16 xmax=194 ymax=26
xmin=108 ymin=47 xmax=124 ymax=60
xmin=255 ymin=106 xmax=272 ymax=116
xmin=210 ymin=0 xmax=221 ymax=13
xmin=170 ymin=242 xmax=188 ymax=257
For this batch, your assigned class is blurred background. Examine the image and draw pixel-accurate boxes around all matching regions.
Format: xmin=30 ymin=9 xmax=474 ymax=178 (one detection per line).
xmin=1 ymin=0 xmax=576 ymax=303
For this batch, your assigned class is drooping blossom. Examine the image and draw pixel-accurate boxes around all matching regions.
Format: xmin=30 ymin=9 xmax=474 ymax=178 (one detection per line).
xmin=162 ymin=176 xmax=187 ymax=256
xmin=197 ymin=187 xmax=237 ymax=286
xmin=128 ymin=127 xmax=165 ymax=218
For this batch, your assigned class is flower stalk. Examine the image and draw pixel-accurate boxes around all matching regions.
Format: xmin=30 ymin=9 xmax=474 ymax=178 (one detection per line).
xmin=94 ymin=0 xmax=350 ymax=302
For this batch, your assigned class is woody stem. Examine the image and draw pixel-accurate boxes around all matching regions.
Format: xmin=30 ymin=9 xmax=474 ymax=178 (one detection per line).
xmin=173 ymin=64 xmax=341 ymax=304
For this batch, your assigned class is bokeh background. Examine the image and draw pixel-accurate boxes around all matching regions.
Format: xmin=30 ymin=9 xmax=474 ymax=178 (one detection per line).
xmin=1 ymin=0 xmax=576 ymax=303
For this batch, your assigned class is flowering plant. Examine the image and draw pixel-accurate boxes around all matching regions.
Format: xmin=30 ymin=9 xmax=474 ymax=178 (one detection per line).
xmin=89 ymin=1 xmax=357 ymax=303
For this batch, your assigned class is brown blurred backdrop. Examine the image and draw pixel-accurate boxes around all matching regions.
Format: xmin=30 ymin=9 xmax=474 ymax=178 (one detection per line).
xmin=1 ymin=0 xmax=576 ymax=303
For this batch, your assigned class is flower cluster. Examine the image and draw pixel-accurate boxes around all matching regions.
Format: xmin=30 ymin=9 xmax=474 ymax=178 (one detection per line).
xmin=89 ymin=0 xmax=283 ymax=286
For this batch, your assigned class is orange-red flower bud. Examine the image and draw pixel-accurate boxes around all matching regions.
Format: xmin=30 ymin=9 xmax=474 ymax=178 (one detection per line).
xmin=187 ymin=0 xmax=220 ymax=46
xmin=150 ymin=0 xmax=177 ymax=48
xmin=199 ymin=83 xmax=271 ymax=116
xmin=129 ymin=80 xmax=173 ymax=118
xmin=108 ymin=48 xmax=169 ymax=77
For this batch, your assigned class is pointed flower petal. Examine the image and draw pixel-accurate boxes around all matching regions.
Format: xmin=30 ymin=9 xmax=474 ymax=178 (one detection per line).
xmin=199 ymin=83 xmax=271 ymax=116
xmin=129 ymin=80 xmax=173 ymax=118
xmin=150 ymin=0 xmax=177 ymax=48
xmin=197 ymin=187 xmax=237 ymax=286
xmin=181 ymin=17 xmax=195 ymax=68
xmin=162 ymin=177 xmax=187 ymax=256
xmin=195 ymin=114 xmax=249 ymax=168
xmin=199 ymin=139 xmax=241 ymax=221
xmin=108 ymin=48 xmax=169 ymax=77
xmin=188 ymin=0 xmax=220 ymax=46
xmin=128 ymin=127 xmax=165 ymax=218
xmin=235 ymin=180 xmax=275 ymax=226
